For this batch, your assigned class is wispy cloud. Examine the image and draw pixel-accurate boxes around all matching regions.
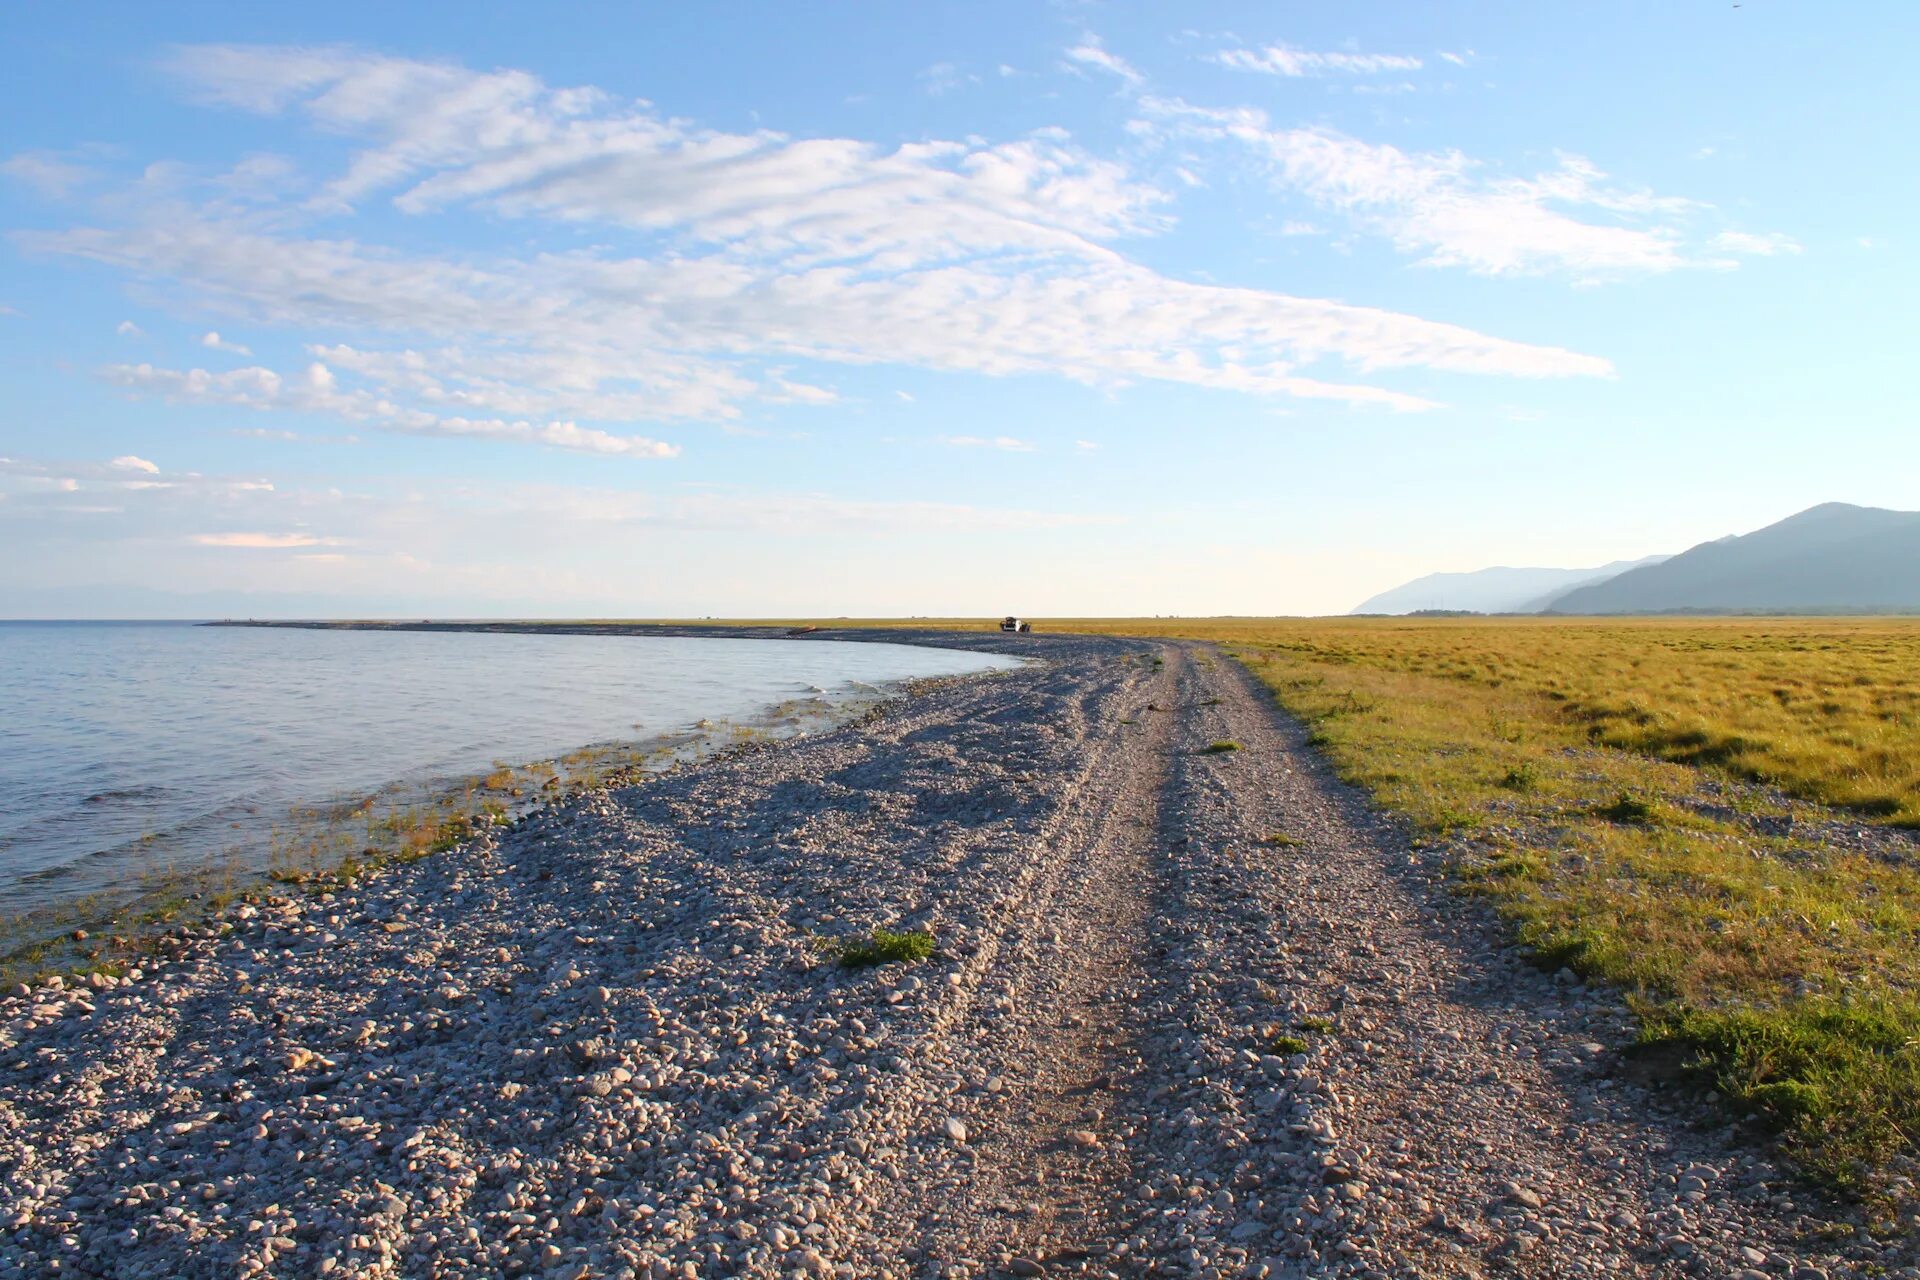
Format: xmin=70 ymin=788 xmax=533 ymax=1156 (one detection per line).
xmin=1139 ymin=99 xmax=1782 ymax=282
xmin=940 ymin=434 xmax=1037 ymax=452
xmin=1063 ymin=36 xmax=1144 ymax=89
xmin=191 ymin=531 xmax=343 ymax=548
xmin=1 ymin=150 xmax=97 ymax=198
xmin=10 ymin=43 xmax=1620 ymax=449
xmin=110 ymin=455 xmax=160 ymax=474
xmin=917 ymin=62 xmax=980 ymax=96
xmin=116 ymin=320 xmax=144 ymax=337
xmin=1211 ymin=44 xmax=1422 ymax=78
xmin=101 ymin=361 xmax=681 ymax=458
xmin=1710 ymin=230 xmax=1802 ymax=257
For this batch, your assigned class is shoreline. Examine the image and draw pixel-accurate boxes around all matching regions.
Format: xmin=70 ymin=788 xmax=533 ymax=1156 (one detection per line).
xmin=1 ymin=632 xmax=1902 ymax=1278
xmin=2 ymin=627 xmax=1032 ymax=982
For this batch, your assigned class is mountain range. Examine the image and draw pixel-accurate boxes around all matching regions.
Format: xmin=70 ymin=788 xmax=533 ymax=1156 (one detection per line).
xmin=1349 ymin=558 xmax=1668 ymax=615
xmin=1352 ymin=503 xmax=1920 ymax=616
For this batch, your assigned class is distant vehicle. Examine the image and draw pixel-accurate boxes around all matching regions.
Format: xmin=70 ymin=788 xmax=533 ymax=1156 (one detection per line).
xmin=1000 ymin=616 xmax=1033 ymax=633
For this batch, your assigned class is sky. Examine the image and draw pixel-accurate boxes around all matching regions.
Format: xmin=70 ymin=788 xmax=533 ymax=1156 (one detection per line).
xmin=2 ymin=2 xmax=1916 ymax=618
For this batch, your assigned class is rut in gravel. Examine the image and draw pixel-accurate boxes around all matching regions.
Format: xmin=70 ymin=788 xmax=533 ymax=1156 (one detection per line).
xmin=877 ymin=646 xmax=1192 ymax=1275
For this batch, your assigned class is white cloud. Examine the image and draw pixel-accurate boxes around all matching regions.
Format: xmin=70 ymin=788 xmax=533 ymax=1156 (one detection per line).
xmin=918 ymin=62 xmax=979 ymax=96
xmin=9 ymin=43 xmax=1620 ymax=444
xmin=1710 ymin=230 xmax=1802 ymax=257
xmin=1211 ymin=45 xmax=1422 ymax=78
xmin=201 ymin=330 xmax=253 ymax=355
xmin=116 ymin=320 xmax=144 ymax=337
xmin=1063 ymin=37 xmax=1144 ymax=89
xmin=0 ymin=454 xmax=273 ymax=496
xmin=1075 ymin=439 xmax=1098 ymax=451
xmin=101 ymin=361 xmax=681 ymax=458
xmin=1140 ymin=99 xmax=1778 ymax=282
xmin=940 ymin=435 xmax=1037 ymax=452
xmin=895 ymin=390 xmax=915 ymax=402
xmin=192 ymin=531 xmax=343 ymax=548
xmin=1 ymin=150 xmax=96 ymax=198
xmin=1438 ymin=51 xmax=1471 ymax=68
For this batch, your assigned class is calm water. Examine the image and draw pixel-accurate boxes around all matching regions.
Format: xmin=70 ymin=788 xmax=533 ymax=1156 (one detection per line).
xmin=0 ymin=623 xmax=1017 ymax=918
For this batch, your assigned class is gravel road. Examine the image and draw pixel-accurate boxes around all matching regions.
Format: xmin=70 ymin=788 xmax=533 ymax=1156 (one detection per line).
xmin=1 ymin=631 xmax=1904 ymax=1279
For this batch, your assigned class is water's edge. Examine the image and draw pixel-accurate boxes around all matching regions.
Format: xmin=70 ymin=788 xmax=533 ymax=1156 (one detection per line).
xmin=3 ymin=625 xmax=1040 ymax=977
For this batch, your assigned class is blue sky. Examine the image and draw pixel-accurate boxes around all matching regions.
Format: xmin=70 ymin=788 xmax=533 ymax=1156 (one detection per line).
xmin=3 ymin=1 xmax=1915 ymax=617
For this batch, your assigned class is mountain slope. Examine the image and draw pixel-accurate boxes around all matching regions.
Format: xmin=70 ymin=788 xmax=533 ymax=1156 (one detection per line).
xmin=1546 ymin=503 xmax=1920 ymax=614
xmin=1351 ymin=558 xmax=1666 ymax=616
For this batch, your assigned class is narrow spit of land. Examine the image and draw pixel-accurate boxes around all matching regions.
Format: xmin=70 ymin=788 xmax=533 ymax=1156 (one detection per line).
xmin=0 ymin=631 xmax=1897 ymax=1278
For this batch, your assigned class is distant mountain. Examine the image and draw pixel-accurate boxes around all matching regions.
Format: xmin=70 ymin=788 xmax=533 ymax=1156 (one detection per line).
xmin=1546 ymin=503 xmax=1920 ymax=614
xmin=1351 ymin=558 xmax=1667 ymax=616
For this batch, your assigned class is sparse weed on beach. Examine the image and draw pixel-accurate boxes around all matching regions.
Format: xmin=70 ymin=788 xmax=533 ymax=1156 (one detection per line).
xmin=832 ymin=927 xmax=936 ymax=968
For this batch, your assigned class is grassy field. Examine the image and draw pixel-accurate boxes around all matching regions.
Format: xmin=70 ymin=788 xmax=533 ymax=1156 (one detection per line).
xmin=718 ymin=615 xmax=1920 ymax=1192
xmin=1097 ymin=617 xmax=1920 ymax=1192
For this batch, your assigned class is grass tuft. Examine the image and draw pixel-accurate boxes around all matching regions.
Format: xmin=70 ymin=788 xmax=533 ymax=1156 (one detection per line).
xmin=1202 ymin=740 xmax=1243 ymax=754
xmin=1594 ymin=792 xmax=1656 ymax=824
xmin=1638 ymin=996 xmax=1920 ymax=1190
xmin=833 ymin=927 xmax=935 ymax=968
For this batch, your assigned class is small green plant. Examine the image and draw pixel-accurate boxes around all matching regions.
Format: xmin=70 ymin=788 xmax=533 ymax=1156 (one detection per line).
xmin=1200 ymin=697 xmax=1222 ymax=706
xmin=1594 ymin=792 xmax=1656 ymax=824
xmin=1498 ymin=763 xmax=1539 ymax=792
xmin=1271 ymin=1035 xmax=1311 ymax=1056
xmin=1203 ymin=740 xmax=1243 ymax=754
xmin=1263 ymin=832 xmax=1303 ymax=847
xmin=1296 ymin=1016 xmax=1336 ymax=1035
xmin=834 ymin=927 xmax=935 ymax=968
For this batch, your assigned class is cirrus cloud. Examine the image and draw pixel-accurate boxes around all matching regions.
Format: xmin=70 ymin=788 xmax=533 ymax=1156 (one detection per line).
xmin=1210 ymin=44 xmax=1423 ymax=78
xmin=101 ymin=361 xmax=681 ymax=458
xmin=1 ymin=42 xmax=1623 ymax=447
xmin=1137 ymin=98 xmax=1786 ymax=282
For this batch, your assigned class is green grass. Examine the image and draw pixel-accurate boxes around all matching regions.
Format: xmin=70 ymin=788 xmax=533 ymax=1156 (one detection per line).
xmin=1271 ymin=1035 xmax=1312 ymax=1056
xmin=1202 ymin=740 xmax=1243 ymax=754
xmin=1638 ymin=997 xmax=1920 ymax=1189
xmin=1594 ymin=792 xmax=1657 ymax=824
xmin=832 ymin=927 xmax=936 ymax=968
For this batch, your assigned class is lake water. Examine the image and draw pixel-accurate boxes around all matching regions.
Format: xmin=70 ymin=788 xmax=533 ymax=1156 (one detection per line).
xmin=0 ymin=623 xmax=1018 ymax=922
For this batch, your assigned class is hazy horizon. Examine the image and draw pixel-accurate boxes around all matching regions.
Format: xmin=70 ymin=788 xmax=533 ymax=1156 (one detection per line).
xmin=4 ymin=3 xmax=1915 ymax=617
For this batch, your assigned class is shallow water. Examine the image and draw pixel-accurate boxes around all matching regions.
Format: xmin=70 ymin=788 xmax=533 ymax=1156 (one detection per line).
xmin=0 ymin=622 xmax=1017 ymax=917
